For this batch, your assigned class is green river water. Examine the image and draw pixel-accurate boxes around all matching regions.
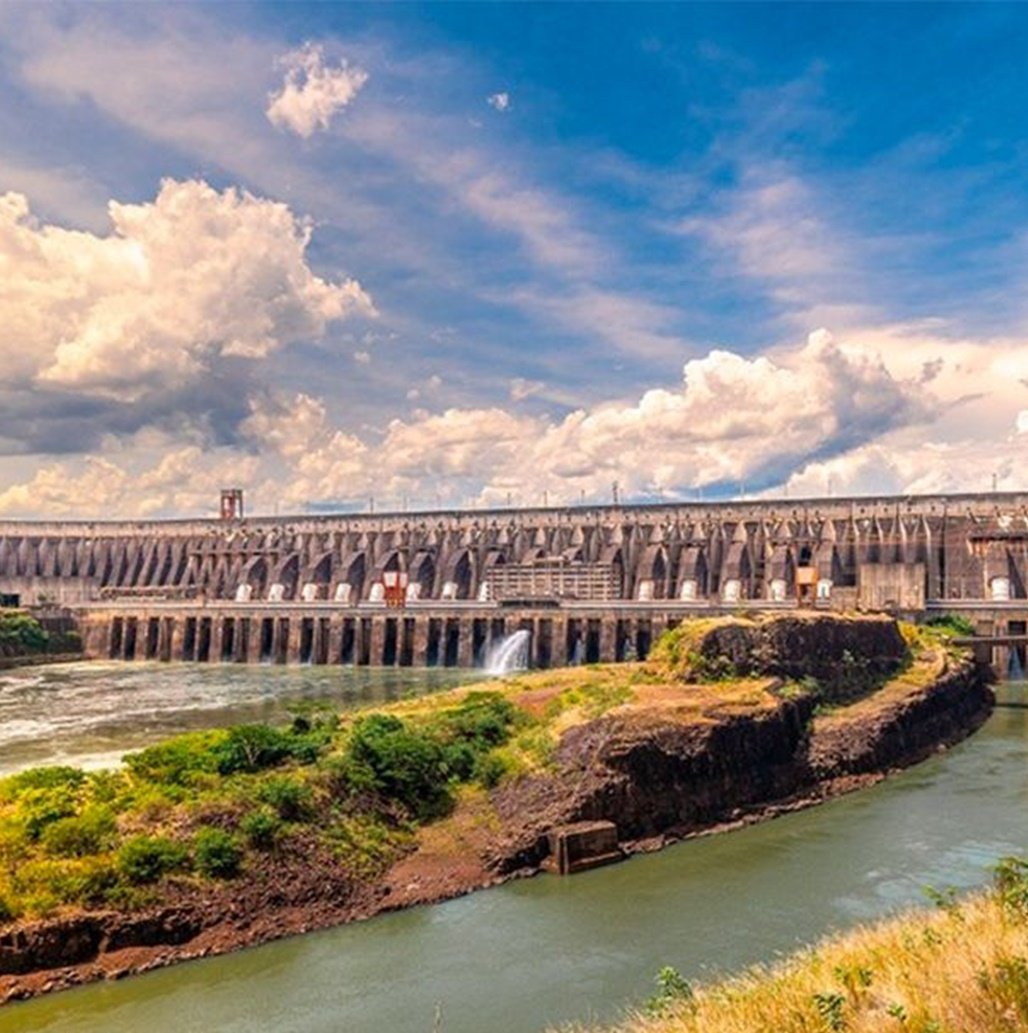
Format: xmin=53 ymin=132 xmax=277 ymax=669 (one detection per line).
xmin=0 ymin=664 xmax=1025 ymax=1033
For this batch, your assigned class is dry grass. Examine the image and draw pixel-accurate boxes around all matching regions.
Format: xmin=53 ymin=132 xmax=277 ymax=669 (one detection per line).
xmin=371 ymin=664 xmax=785 ymax=779
xmin=409 ymin=784 xmax=502 ymax=857
xmin=560 ymin=889 xmax=1028 ymax=1033
xmin=378 ymin=664 xmax=781 ymax=732
xmin=813 ymin=646 xmax=948 ymax=729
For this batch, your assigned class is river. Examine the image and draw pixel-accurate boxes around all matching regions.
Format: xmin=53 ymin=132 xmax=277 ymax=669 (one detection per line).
xmin=0 ymin=666 xmax=1025 ymax=1033
xmin=0 ymin=662 xmax=479 ymax=776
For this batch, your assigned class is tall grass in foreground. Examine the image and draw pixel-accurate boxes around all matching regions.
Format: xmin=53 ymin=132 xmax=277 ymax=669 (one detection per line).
xmin=564 ymin=859 xmax=1028 ymax=1033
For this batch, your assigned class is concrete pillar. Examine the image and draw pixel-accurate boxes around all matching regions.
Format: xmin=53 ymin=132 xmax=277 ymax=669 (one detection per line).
xmin=995 ymin=646 xmax=1010 ymax=680
xmin=286 ymin=618 xmax=302 ymax=664
xmin=315 ymin=617 xmax=330 ymax=664
xmin=457 ymin=618 xmax=474 ymax=668
xmin=244 ymin=617 xmax=262 ymax=663
xmin=82 ymin=618 xmax=109 ymax=659
xmin=159 ymin=617 xmax=174 ymax=662
xmin=369 ymin=616 xmax=387 ymax=666
xmin=328 ymin=616 xmax=344 ymax=666
xmin=599 ymin=617 xmax=617 ymax=663
xmin=553 ymin=617 xmax=569 ymax=666
xmin=209 ymin=619 xmax=224 ymax=663
xmin=170 ymin=619 xmax=185 ymax=661
xmin=413 ymin=616 xmax=430 ymax=666
xmin=534 ymin=618 xmax=554 ymax=668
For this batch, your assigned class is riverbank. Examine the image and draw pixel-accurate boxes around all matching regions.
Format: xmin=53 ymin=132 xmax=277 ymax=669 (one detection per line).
xmin=0 ymin=615 xmax=993 ymax=1004
xmin=564 ymin=858 xmax=1028 ymax=1033
xmin=0 ymin=653 xmax=84 ymax=671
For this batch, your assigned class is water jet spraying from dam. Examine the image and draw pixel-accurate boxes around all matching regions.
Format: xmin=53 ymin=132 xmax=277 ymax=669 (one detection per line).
xmin=484 ymin=630 xmax=530 ymax=675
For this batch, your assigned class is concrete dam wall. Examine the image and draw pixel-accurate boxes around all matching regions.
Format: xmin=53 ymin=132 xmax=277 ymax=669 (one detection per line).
xmin=3 ymin=491 xmax=1028 ymax=670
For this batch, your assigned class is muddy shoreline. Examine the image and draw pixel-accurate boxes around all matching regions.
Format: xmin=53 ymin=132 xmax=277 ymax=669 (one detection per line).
xmin=0 ymin=652 xmax=993 ymax=1006
xmin=0 ymin=653 xmax=84 ymax=671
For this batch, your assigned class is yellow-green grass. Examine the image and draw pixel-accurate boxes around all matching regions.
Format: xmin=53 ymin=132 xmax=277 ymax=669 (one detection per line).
xmin=558 ymin=869 xmax=1028 ymax=1033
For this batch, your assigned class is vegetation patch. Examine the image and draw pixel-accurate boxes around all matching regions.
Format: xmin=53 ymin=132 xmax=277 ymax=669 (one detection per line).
xmin=0 ymin=691 xmax=526 ymax=920
xmin=0 ymin=612 xmax=49 ymax=657
xmin=0 ymin=611 xmax=80 ymax=658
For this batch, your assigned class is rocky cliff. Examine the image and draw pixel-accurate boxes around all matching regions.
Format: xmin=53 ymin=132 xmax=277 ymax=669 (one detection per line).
xmin=491 ymin=617 xmax=992 ymax=870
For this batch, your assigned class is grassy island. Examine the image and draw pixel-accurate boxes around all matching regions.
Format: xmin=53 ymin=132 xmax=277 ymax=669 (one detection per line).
xmin=0 ymin=613 xmax=995 ymax=1002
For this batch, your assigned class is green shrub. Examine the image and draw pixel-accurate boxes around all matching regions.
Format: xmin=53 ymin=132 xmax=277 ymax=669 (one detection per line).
xmin=441 ymin=741 xmax=478 ymax=781
xmin=0 ymin=816 xmax=29 ymax=867
xmin=256 ymin=775 xmax=313 ymax=821
xmin=193 ymin=827 xmax=242 ymax=879
xmin=925 ymin=613 xmax=976 ymax=638
xmin=12 ymin=856 xmax=119 ymax=911
xmin=124 ymin=731 xmax=226 ymax=786
xmin=48 ymin=629 xmax=82 ymax=654
xmin=86 ymin=769 xmax=129 ymax=805
xmin=284 ymin=716 xmax=335 ymax=765
xmin=117 ymin=835 xmax=190 ymax=884
xmin=994 ymin=856 xmax=1028 ymax=917
xmin=40 ymin=805 xmax=116 ymax=857
xmin=0 ymin=612 xmax=49 ymax=656
xmin=813 ymin=990 xmax=847 ymax=1031
xmin=346 ymin=713 xmax=452 ymax=818
xmin=214 ymin=725 xmax=293 ymax=775
xmin=473 ymin=751 xmax=511 ymax=789
xmin=645 ymin=965 xmax=695 ymax=1016
xmin=19 ymin=785 xmax=82 ymax=841
xmin=64 ymin=857 xmax=120 ymax=906
xmin=319 ymin=753 xmax=379 ymax=798
xmin=439 ymin=692 xmax=519 ymax=749
xmin=0 ymin=765 xmax=86 ymax=803
xmin=241 ymin=807 xmax=282 ymax=850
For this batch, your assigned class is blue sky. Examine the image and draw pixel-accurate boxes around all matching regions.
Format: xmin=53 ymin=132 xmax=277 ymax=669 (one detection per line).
xmin=0 ymin=1 xmax=1027 ymax=517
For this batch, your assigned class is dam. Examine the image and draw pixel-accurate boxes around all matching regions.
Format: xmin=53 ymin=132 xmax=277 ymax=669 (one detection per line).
xmin=3 ymin=490 xmax=1028 ymax=672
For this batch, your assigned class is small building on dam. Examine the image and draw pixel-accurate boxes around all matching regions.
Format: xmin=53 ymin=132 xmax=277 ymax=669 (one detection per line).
xmin=1 ymin=491 xmax=1026 ymax=674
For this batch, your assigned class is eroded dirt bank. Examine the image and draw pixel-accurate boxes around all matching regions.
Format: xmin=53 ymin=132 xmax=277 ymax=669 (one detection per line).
xmin=0 ymin=616 xmax=994 ymax=1004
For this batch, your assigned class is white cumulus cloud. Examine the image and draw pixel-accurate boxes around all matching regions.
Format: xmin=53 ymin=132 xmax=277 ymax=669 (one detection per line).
xmin=266 ymin=43 xmax=368 ymax=138
xmin=0 ymin=179 xmax=373 ymax=407
xmin=2 ymin=321 xmax=1021 ymax=519
xmin=487 ymin=92 xmax=511 ymax=112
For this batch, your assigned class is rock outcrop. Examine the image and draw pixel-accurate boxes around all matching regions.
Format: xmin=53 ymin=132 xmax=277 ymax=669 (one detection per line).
xmin=492 ymin=617 xmax=992 ymax=870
